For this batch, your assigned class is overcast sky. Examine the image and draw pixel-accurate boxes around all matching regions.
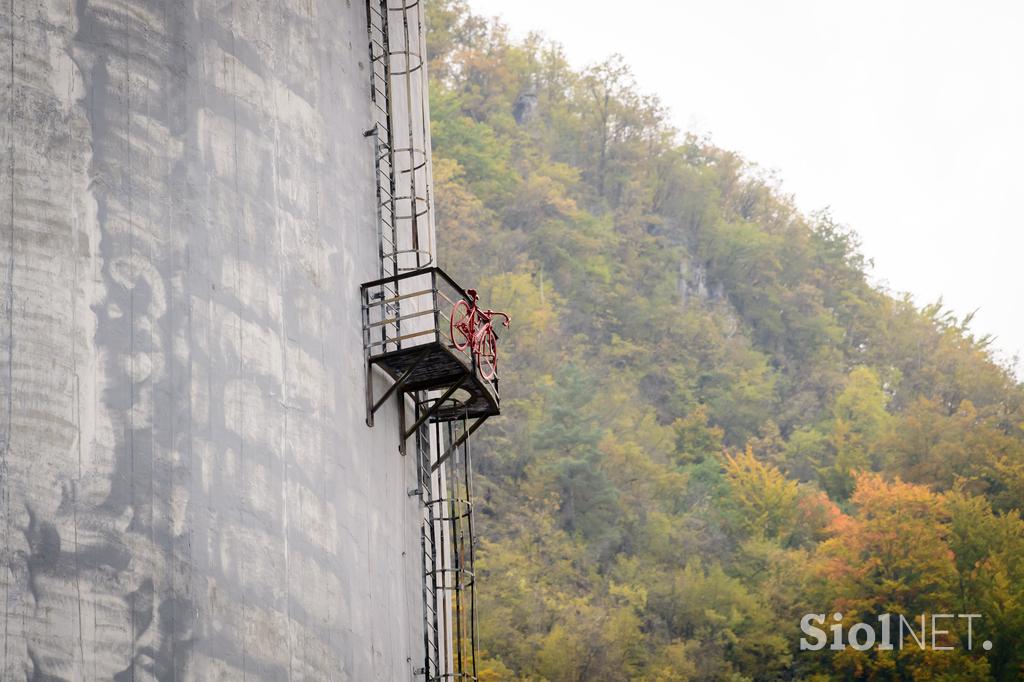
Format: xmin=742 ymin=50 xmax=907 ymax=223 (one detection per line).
xmin=467 ymin=0 xmax=1024 ymax=375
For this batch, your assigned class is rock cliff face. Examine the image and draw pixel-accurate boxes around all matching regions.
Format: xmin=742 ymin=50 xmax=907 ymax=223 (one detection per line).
xmin=1 ymin=1 xmax=423 ymax=678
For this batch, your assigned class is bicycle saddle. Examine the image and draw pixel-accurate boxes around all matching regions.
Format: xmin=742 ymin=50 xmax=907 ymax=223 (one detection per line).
xmin=465 ymin=288 xmax=478 ymax=299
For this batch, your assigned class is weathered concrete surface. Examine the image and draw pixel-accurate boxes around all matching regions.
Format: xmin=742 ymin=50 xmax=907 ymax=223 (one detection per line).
xmin=0 ymin=0 xmax=425 ymax=678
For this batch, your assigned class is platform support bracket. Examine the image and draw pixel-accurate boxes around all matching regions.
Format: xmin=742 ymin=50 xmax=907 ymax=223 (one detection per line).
xmin=431 ymin=416 xmax=487 ymax=473
xmin=399 ymin=374 xmax=468 ymax=456
xmin=365 ymin=349 xmax=430 ymax=427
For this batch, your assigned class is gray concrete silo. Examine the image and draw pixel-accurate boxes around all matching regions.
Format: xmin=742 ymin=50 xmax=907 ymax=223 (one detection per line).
xmin=0 ymin=0 xmax=436 ymax=678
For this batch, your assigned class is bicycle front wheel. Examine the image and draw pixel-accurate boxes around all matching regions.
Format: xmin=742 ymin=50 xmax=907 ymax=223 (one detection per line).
xmin=477 ymin=331 xmax=497 ymax=381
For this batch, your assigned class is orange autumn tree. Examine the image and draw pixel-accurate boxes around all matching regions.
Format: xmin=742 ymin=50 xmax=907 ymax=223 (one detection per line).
xmin=813 ymin=472 xmax=990 ymax=678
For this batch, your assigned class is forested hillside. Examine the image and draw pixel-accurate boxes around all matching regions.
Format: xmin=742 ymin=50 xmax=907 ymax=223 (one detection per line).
xmin=425 ymin=2 xmax=1024 ymax=679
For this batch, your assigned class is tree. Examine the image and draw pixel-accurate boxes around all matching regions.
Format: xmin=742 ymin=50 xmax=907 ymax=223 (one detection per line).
xmin=826 ymin=366 xmax=892 ymax=499
xmin=723 ymin=446 xmax=799 ymax=542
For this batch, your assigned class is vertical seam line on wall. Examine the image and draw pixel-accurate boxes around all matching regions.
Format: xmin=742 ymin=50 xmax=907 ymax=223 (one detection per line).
xmin=125 ymin=5 xmax=138 ymax=673
xmin=3 ymin=0 xmax=17 ymax=673
xmin=68 ymin=0 xmax=86 ymax=668
xmin=227 ymin=5 xmax=248 ymax=678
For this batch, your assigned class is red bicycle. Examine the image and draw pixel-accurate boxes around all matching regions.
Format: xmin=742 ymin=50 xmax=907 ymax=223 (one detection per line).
xmin=450 ymin=288 xmax=510 ymax=381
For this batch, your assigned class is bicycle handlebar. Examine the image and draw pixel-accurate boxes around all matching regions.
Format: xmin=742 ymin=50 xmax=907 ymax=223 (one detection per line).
xmin=481 ymin=309 xmax=511 ymax=327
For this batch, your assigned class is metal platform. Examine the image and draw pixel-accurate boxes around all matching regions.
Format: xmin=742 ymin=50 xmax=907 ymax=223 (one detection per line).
xmin=361 ymin=267 xmax=501 ymax=451
xmin=370 ymin=344 xmax=499 ymax=421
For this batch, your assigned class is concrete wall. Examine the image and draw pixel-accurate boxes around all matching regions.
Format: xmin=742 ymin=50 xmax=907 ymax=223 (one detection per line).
xmin=0 ymin=0 xmax=425 ymax=678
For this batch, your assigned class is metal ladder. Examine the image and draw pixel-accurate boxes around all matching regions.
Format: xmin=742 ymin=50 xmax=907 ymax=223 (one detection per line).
xmin=366 ymin=0 xmax=402 ymax=362
xmin=416 ymin=408 xmax=442 ymax=679
xmin=414 ymin=396 xmax=478 ymax=681
xmin=366 ymin=0 xmax=400 ymax=284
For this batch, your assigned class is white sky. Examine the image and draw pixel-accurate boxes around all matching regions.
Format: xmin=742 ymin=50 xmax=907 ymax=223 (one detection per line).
xmin=467 ymin=0 xmax=1024 ymax=376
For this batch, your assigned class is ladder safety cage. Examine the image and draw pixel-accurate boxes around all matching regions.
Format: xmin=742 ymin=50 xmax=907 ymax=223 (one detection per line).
xmin=415 ymin=397 xmax=479 ymax=682
xmin=365 ymin=0 xmax=435 ymax=288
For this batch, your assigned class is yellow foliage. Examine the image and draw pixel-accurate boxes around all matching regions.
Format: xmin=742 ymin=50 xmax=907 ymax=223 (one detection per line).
xmin=724 ymin=446 xmax=800 ymax=540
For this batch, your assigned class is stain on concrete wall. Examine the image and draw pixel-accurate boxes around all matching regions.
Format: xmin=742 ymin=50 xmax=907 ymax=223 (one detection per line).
xmin=0 ymin=0 xmax=424 ymax=678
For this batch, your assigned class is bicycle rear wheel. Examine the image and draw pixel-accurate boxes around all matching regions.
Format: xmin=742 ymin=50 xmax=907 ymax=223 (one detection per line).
xmin=450 ymin=299 xmax=471 ymax=351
